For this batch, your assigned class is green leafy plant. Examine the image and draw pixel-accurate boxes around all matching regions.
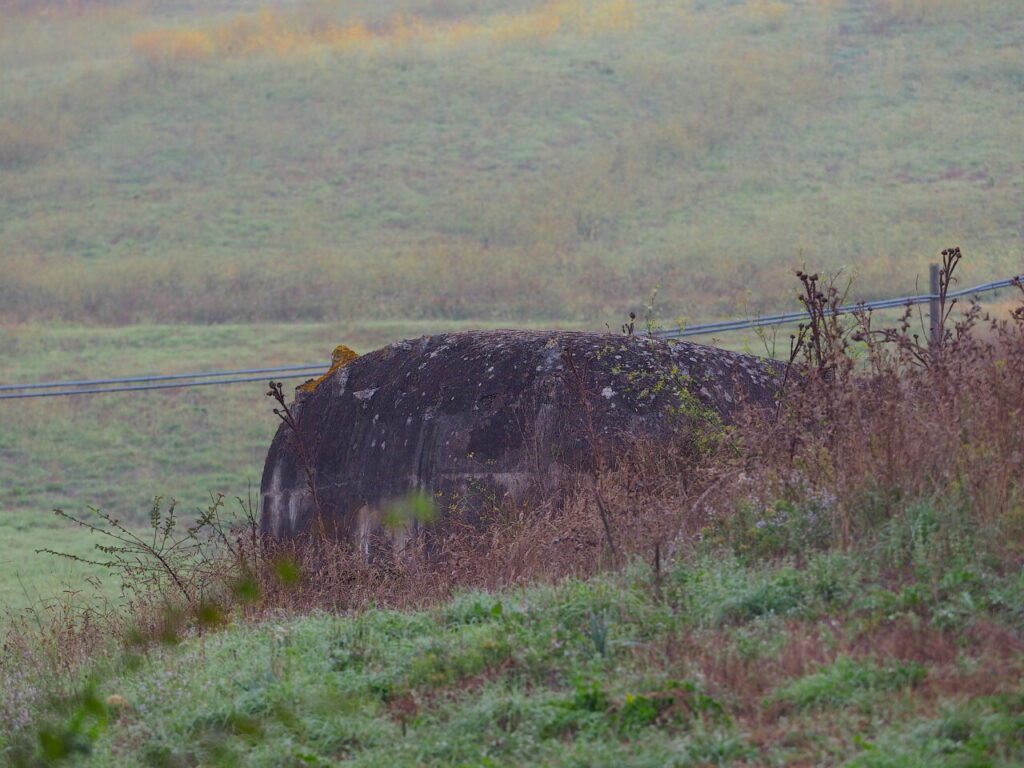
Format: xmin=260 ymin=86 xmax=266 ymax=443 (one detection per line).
xmin=772 ymin=656 xmax=926 ymax=710
xmin=41 ymin=493 xmax=260 ymax=612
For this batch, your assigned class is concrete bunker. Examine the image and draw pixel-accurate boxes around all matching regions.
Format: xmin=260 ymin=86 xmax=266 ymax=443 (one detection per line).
xmin=260 ymin=330 xmax=781 ymax=550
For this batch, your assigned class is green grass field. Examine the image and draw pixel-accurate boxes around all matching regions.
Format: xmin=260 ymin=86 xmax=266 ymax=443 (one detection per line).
xmin=6 ymin=529 xmax=1024 ymax=766
xmin=0 ymin=510 xmax=115 ymax=609
xmin=1 ymin=0 xmax=1021 ymax=326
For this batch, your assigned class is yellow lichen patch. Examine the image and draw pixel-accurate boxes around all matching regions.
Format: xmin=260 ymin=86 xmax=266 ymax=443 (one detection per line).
xmin=298 ymin=345 xmax=359 ymax=393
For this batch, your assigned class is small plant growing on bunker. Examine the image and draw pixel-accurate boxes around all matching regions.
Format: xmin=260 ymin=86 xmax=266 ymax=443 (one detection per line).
xmin=617 ymin=285 xmax=667 ymax=337
xmin=642 ymin=284 xmax=664 ymax=336
xmin=604 ymin=341 xmax=737 ymax=465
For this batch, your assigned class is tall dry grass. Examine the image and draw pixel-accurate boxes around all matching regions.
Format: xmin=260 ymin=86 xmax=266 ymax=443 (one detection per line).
xmin=344 ymin=254 xmax=1024 ymax=590
xmin=130 ymin=0 xmax=636 ymax=69
xmin=213 ymin=260 xmax=1024 ymax=614
xmin=124 ymin=257 xmax=1024 ymax=612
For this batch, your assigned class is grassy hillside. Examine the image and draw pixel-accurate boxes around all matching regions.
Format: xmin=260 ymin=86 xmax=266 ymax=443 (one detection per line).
xmin=0 ymin=1 xmax=1022 ymax=762
xmin=1 ymin=0 xmax=1021 ymax=324
xmin=5 ymin=523 xmax=1024 ymax=766
xmin=2 ymin=258 xmax=1023 ymax=765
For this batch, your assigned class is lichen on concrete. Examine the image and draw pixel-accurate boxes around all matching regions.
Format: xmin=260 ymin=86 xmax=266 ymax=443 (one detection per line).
xmin=297 ymin=344 xmax=359 ymax=393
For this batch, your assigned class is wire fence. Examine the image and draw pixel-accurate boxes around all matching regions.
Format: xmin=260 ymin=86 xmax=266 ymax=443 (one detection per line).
xmin=2 ymin=273 xmax=1020 ymax=400
xmin=653 ymin=275 xmax=1022 ymax=339
xmin=0 ymin=364 xmax=327 ymax=393
xmin=0 ymin=365 xmax=325 ymax=400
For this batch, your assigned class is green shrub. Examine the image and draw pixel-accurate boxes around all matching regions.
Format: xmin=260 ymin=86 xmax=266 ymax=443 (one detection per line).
xmin=847 ymin=695 xmax=1024 ymax=768
xmin=773 ymin=656 xmax=926 ymax=710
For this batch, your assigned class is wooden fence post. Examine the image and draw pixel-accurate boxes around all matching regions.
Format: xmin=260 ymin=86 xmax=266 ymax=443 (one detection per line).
xmin=929 ymin=262 xmax=941 ymax=351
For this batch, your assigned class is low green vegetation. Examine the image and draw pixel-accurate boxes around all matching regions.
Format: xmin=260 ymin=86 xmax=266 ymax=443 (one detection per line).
xmin=5 ymin=539 xmax=1024 ymax=766
xmin=771 ymin=656 xmax=927 ymax=710
xmin=0 ymin=511 xmax=117 ymax=610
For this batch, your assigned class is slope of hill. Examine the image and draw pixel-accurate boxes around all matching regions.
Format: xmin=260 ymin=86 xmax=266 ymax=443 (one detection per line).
xmin=1 ymin=0 xmax=1021 ymax=324
xmin=3 ymin=285 xmax=1023 ymax=766
xmin=5 ymin=512 xmax=1023 ymax=766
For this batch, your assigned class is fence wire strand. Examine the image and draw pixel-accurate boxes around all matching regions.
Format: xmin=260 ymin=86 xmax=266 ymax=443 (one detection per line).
xmin=0 ymin=369 xmax=323 ymax=400
xmin=0 ymin=364 xmax=327 ymax=392
xmin=2 ymin=274 xmax=1020 ymax=399
xmin=653 ymin=275 xmax=1022 ymax=339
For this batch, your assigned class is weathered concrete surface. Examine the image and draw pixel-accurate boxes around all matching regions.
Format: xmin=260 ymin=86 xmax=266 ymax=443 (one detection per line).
xmin=260 ymin=330 xmax=781 ymax=549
